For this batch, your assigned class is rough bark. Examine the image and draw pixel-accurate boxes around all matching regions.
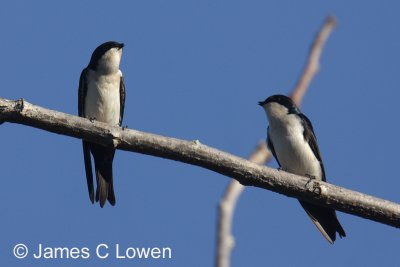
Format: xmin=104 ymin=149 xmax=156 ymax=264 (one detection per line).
xmin=1 ymin=97 xmax=399 ymax=228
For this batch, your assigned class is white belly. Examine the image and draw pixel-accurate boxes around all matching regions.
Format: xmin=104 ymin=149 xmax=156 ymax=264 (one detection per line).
xmin=269 ymin=121 xmax=323 ymax=180
xmin=84 ymin=70 xmax=121 ymax=125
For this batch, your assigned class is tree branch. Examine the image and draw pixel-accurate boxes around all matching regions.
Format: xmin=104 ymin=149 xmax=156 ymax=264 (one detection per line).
xmin=216 ymin=143 xmax=270 ymax=267
xmin=1 ymin=97 xmax=399 ymax=228
xmin=216 ymin=16 xmax=338 ymax=267
xmin=290 ymin=16 xmax=337 ymax=103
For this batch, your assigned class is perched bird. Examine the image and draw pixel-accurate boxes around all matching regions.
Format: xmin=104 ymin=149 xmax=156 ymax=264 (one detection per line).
xmin=259 ymin=94 xmax=345 ymax=244
xmin=78 ymin=41 xmax=126 ymax=207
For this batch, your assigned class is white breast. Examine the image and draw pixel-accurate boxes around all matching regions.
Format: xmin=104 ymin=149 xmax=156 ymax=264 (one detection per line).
xmin=269 ymin=114 xmax=323 ymax=180
xmin=84 ymin=69 xmax=122 ymax=125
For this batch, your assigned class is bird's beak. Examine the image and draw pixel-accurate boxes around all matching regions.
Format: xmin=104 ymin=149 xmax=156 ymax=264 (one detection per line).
xmin=258 ymin=101 xmax=264 ymax=106
xmin=118 ymin=43 xmax=125 ymax=50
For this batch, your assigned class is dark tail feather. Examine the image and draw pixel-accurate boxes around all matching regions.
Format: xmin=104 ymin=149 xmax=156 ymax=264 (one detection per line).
xmin=299 ymin=201 xmax=346 ymax=244
xmin=94 ymin=160 xmax=116 ymax=207
xmin=82 ymin=141 xmax=94 ymax=203
xmin=91 ymin=145 xmax=116 ymax=208
xmin=108 ymin=178 xmax=116 ymax=205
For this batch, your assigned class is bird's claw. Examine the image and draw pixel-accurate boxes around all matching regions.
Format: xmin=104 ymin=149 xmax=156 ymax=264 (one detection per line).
xmin=122 ymin=125 xmax=128 ymax=130
xmin=305 ymin=174 xmax=316 ymax=188
xmin=89 ymin=117 xmax=96 ymax=122
xmin=305 ymin=174 xmax=316 ymax=180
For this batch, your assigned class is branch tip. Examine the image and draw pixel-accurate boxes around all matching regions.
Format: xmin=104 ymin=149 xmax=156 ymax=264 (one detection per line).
xmin=325 ymin=16 xmax=337 ymax=28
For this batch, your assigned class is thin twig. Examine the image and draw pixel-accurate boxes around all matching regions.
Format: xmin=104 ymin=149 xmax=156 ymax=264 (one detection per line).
xmin=216 ymin=143 xmax=270 ymax=267
xmin=216 ymin=16 xmax=337 ymax=267
xmin=290 ymin=16 xmax=337 ymax=104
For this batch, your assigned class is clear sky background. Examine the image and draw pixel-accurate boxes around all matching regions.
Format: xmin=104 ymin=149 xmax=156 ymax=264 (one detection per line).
xmin=1 ymin=1 xmax=399 ymax=266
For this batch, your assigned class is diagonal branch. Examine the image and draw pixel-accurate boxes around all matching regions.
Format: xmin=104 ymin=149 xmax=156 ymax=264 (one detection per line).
xmin=1 ymin=97 xmax=400 ymax=229
xmin=216 ymin=142 xmax=270 ymax=267
xmin=216 ymin=16 xmax=337 ymax=267
xmin=290 ymin=16 xmax=337 ymax=104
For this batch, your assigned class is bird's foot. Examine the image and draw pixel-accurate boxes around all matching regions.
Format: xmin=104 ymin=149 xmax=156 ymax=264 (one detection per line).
xmin=89 ymin=117 xmax=96 ymax=122
xmin=305 ymin=174 xmax=316 ymax=180
xmin=122 ymin=125 xmax=128 ymax=130
xmin=305 ymin=174 xmax=316 ymax=189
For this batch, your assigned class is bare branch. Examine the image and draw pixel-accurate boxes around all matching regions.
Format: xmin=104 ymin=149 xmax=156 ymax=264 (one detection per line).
xmin=290 ymin=16 xmax=337 ymax=104
xmin=216 ymin=143 xmax=270 ymax=267
xmin=1 ymin=97 xmax=399 ymax=229
xmin=216 ymin=16 xmax=337 ymax=267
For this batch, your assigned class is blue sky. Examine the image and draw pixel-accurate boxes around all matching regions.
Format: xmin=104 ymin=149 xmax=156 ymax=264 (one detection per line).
xmin=1 ymin=1 xmax=399 ymax=266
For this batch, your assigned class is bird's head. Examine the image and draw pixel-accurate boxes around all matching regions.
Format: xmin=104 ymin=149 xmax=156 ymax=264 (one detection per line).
xmin=258 ymin=94 xmax=300 ymax=121
xmin=88 ymin=41 xmax=124 ymax=73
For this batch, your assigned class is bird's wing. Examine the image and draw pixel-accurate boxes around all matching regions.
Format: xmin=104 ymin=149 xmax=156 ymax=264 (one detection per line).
xmin=298 ymin=113 xmax=326 ymax=181
xmin=267 ymin=126 xmax=281 ymax=167
xmin=119 ymin=76 xmax=126 ymax=126
xmin=299 ymin=200 xmax=346 ymax=244
xmin=78 ymin=68 xmax=88 ymax=117
xmin=78 ymin=68 xmax=95 ymax=203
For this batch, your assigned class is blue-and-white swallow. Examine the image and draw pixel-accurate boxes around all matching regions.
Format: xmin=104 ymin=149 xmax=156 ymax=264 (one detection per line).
xmin=78 ymin=41 xmax=126 ymax=207
xmin=259 ymin=94 xmax=345 ymax=243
